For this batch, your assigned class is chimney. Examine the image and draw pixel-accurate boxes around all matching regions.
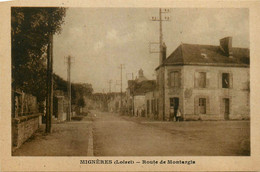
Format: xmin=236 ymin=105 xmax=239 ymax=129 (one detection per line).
xmin=160 ymin=42 xmax=167 ymax=64
xmin=220 ymin=37 xmax=233 ymax=57
xmin=138 ymin=68 xmax=144 ymax=78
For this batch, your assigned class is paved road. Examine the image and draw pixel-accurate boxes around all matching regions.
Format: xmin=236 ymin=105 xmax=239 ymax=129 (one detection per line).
xmin=92 ymin=111 xmax=250 ymax=156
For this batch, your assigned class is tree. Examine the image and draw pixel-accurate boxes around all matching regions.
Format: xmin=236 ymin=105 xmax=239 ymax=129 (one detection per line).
xmin=77 ymin=97 xmax=86 ymax=108
xmin=11 ymin=7 xmax=67 ymax=102
xmin=71 ymin=83 xmax=93 ymax=105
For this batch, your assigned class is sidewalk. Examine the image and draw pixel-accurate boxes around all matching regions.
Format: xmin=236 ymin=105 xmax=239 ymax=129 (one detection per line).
xmin=12 ymin=115 xmax=93 ymax=156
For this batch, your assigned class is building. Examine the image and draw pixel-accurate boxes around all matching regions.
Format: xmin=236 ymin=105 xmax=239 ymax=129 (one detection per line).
xmin=107 ymin=92 xmax=126 ymax=113
xmin=145 ymin=90 xmax=159 ymax=119
xmin=53 ymin=90 xmax=69 ymax=122
xmin=126 ymin=69 xmax=156 ymax=116
xmin=155 ymin=37 xmax=250 ymax=121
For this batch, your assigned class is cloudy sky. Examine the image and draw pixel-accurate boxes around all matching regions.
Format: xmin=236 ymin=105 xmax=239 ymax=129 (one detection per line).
xmin=53 ymin=8 xmax=249 ymax=93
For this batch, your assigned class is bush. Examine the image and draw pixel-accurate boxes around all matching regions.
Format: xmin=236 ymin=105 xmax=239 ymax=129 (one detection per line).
xmin=71 ymin=116 xmax=83 ymax=121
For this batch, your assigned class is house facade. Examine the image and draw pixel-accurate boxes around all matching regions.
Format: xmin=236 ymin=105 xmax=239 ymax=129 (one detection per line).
xmin=155 ymin=37 xmax=250 ymax=121
xmin=145 ymin=90 xmax=159 ymax=119
xmin=126 ymin=69 xmax=156 ymax=116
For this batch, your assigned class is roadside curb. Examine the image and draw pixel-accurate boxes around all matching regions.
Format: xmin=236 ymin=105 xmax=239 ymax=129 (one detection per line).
xmin=87 ymin=123 xmax=94 ymax=156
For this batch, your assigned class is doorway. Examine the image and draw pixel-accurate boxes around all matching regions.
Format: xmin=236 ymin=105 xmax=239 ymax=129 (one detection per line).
xmin=170 ymin=97 xmax=179 ymax=120
xmin=223 ymin=98 xmax=230 ymax=120
xmin=199 ymin=98 xmax=206 ymax=114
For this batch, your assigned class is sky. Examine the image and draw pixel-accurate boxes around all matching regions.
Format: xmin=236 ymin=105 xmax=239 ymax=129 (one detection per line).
xmin=53 ymin=8 xmax=249 ymax=93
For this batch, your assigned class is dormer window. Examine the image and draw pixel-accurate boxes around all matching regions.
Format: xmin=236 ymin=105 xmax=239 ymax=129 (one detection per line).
xmin=201 ymin=53 xmax=208 ymax=59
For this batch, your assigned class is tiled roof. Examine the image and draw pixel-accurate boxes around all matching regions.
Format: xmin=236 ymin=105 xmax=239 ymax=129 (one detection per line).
xmin=156 ymin=43 xmax=249 ymax=69
xmin=133 ymin=80 xmax=156 ymax=96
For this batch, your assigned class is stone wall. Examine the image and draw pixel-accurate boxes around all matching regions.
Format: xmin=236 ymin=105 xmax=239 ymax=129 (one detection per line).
xmin=12 ymin=113 xmax=42 ymax=150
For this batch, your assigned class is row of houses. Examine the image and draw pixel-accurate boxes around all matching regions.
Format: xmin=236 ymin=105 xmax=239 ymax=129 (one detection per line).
xmin=123 ymin=36 xmax=250 ymax=121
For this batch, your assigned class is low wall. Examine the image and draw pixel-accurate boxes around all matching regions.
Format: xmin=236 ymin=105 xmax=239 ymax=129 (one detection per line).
xmin=183 ymin=114 xmax=250 ymax=121
xmin=12 ymin=113 xmax=42 ymax=150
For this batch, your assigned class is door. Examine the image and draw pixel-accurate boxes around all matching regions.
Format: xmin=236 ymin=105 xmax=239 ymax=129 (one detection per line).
xmin=199 ymin=98 xmax=206 ymax=114
xmin=224 ymin=98 xmax=230 ymax=120
xmin=170 ymin=98 xmax=179 ymax=119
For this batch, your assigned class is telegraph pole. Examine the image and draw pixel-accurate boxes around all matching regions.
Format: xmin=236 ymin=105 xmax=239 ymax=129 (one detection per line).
xmin=126 ymin=72 xmax=135 ymax=116
xmin=46 ymin=34 xmax=53 ymax=133
xmin=108 ymin=80 xmax=112 ymax=93
xmin=118 ymin=64 xmax=125 ymax=111
xmin=66 ymin=56 xmax=73 ymax=121
xmin=151 ymin=8 xmax=170 ymax=121
xmin=150 ymin=8 xmax=170 ymax=61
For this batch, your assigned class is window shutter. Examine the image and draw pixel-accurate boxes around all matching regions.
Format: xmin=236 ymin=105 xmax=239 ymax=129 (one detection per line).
xmin=206 ymin=73 xmax=210 ymax=88
xmin=178 ymin=71 xmax=181 ymax=88
xmin=230 ymin=73 xmax=233 ymax=89
xmin=194 ymin=72 xmax=199 ymax=88
xmin=194 ymin=97 xmax=199 ymax=115
xmin=206 ymin=96 xmax=210 ymax=115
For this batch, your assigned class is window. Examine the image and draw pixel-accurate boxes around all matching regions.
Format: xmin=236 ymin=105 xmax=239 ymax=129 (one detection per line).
xmin=222 ymin=73 xmax=230 ymax=88
xmin=156 ymin=75 xmax=159 ymax=89
xmin=198 ymin=72 xmax=206 ymax=88
xmin=170 ymin=71 xmax=180 ymax=87
xmin=147 ymin=100 xmax=150 ymax=114
xmin=151 ymin=99 xmax=155 ymax=114
xmin=156 ymin=99 xmax=159 ymax=113
xmin=195 ymin=72 xmax=206 ymax=88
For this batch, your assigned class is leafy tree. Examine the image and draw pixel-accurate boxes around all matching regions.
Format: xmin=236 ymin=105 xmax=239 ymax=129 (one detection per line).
xmin=77 ymin=97 xmax=86 ymax=108
xmin=53 ymin=73 xmax=68 ymax=93
xmin=11 ymin=7 xmax=66 ymax=102
xmin=71 ymin=83 xmax=93 ymax=106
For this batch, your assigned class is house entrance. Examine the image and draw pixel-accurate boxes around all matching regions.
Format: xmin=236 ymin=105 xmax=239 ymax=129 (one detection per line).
xmin=170 ymin=97 xmax=179 ymax=120
xmin=223 ymin=98 xmax=230 ymax=120
xmin=199 ymin=98 xmax=206 ymax=114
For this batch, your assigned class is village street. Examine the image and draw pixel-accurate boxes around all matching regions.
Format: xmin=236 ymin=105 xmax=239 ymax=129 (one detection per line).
xmin=13 ymin=110 xmax=250 ymax=156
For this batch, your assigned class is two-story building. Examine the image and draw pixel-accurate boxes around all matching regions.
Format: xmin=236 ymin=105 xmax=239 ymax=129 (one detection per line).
xmin=155 ymin=37 xmax=250 ymax=121
xmin=126 ymin=69 xmax=156 ymax=116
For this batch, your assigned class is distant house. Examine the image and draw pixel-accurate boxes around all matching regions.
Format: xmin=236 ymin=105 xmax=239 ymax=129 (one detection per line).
xmin=126 ymin=69 xmax=156 ymax=117
xmin=145 ymin=90 xmax=159 ymax=119
xmin=155 ymin=37 xmax=250 ymax=121
xmin=107 ymin=92 xmax=126 ymax=113
xmin=53 ymin=90 xmax=69 ymax=122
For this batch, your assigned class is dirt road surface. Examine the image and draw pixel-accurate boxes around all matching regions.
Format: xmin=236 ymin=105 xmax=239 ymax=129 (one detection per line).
xmin=93 ymin=111 xmax=250 ymax=156
xmin=13 ymin=111 xmax=249 ymax=156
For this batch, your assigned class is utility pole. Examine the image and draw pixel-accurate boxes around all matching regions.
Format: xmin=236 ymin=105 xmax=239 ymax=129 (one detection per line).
xmin=108 ymin=80 xmax=112 ymax=93
xmin=126 ymin=72 xmax=135 ymax=116
xmin=150 ymin=8 xmax=170 ymax=62
xmin=65 ymin=55 xmax=73 ymax=121
xmin=46 ymin=34 xmax=53 ymax=133
xmin=117 ymin=64 xmax=125 ymax=111
xmin=151 ymin=8 xmax=170 ymax=121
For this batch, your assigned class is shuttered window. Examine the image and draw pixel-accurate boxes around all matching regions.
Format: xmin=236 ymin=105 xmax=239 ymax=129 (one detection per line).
xmin=195 ymin=72 xmax=206 ymax=88
xmin=170 ymin=71 xmax=180 ymax=87
xmin=222 ymin=73 xmax=230 ymax=88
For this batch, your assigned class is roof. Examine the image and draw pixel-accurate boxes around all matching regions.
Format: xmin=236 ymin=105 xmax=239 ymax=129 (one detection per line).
xmin=135 ymin=75 xmax=147 ymax=83
xmin=156 ymin=43 xmax=249 ymax=70
xmin=133 ymin=80 xmax=156 ymax=95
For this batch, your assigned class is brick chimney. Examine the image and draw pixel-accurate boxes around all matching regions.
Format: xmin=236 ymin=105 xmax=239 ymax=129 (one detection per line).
xmin=220 ymin=37 xmax=233 ymax=57
xmin=160 ymin=42 xmax=167 ymax=64
xmin=138 ymin=68 xmax=144 ymax=78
